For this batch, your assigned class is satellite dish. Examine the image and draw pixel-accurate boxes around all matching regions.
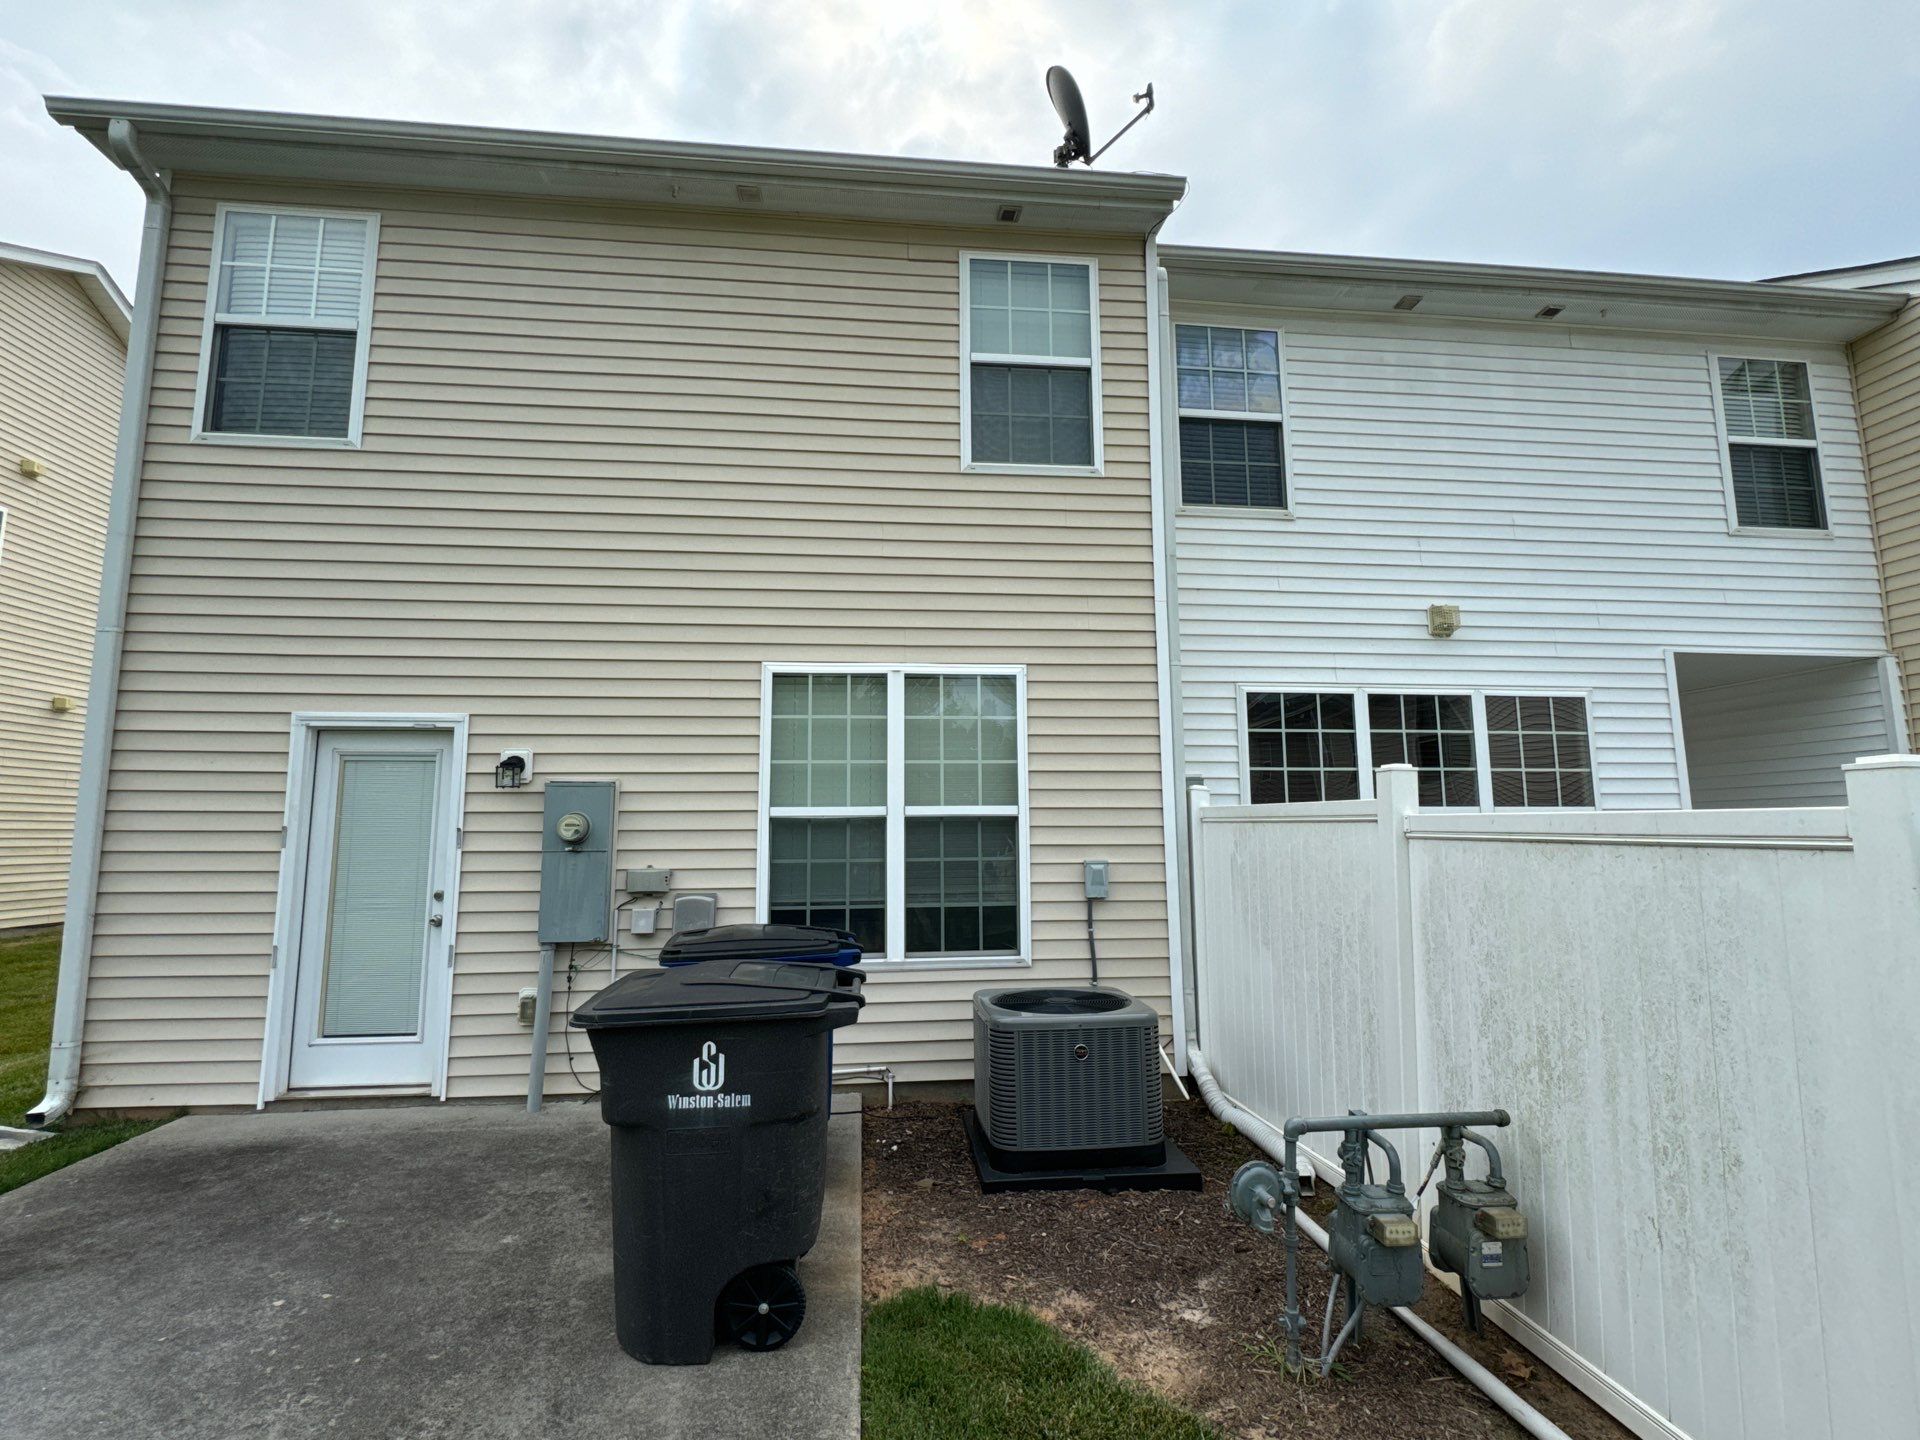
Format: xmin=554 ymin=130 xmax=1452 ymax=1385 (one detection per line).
xmin=1045 ymin=65 xmax=1156 ymax=169
xmin=1047 ymin=66 xmax=1092 ymax=167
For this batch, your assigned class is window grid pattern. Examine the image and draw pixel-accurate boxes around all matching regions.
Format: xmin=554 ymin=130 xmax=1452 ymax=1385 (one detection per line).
xmin=209 ymin=329 xmax=357 ymax=438
xmin=1367 ymin=693 xmax=1478 ymax=807
xmin=906 ymin=675 xmax=1018 ymax=806
xmin=1718 ymin=357 xmax=1825 ymax=529
xmin=1180 ymin=419 xmax=1285 ymax=508
xmin=764 ymin=670 xmax=1024 ymax=962
xmin=769 ymin=673 xmax=887 ymax=808
xmin=905 ymin=817 xmax=1019 ymax=956
xmin=1487 ymin=697 xmax=1594 ymax=808
xmin=767 ymin=817 xmax=885 ymax=955
xmin=968 ymin=258 xmax=1092 ymax=360
xmin=970 ymin=366 xmax=1093 ymax=468
xmin=218 ymin=212 xmax=369 ymax=323
xmin=1176 ymin=325 xmax=1282 ymax=413
xmin=1246 ymin=693 xmax=1360 ymax=804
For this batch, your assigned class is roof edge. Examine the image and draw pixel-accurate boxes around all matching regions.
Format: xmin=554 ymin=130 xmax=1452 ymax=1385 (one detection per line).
xmin=0 ymin=239 xmax=132 ymax=343
xmin=1161 ymin=245 xmax=1908 ymax=320
xmin=46 ymin=96 xmax=1187 ymax=229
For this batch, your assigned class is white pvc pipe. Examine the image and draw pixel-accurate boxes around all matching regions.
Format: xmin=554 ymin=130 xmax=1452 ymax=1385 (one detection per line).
xmin=29 ymin=122 xmax=170 ymax=1127
xmin=1186 ymin=1046 xmax=1571 ymax=1440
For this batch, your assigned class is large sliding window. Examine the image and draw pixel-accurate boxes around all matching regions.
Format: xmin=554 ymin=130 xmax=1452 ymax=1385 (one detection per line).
xmin=962 ymin=255 xmax=1101 ymax=471
xmin=763 ymin=666 xmax=1027 ymax=963
xmin=195 ymin=205 xmax=379 ymax=444
xmin=1176 ymin=324 xmax=1286 ymax=509
xmin=1244 ymin=689 xmax=1595 ymax=809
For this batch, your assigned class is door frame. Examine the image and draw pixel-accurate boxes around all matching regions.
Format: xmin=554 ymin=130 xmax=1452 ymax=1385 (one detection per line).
xmin=259 ymin=712 xmax=469 ymax=1106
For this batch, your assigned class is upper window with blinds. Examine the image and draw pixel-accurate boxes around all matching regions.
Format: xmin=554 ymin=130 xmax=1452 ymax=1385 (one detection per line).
xmin=962 ymin=255 xmax=1101 ymax=472
xmin=194 ymin=206 xmax=380 ymax=445
xmin=1176 ymin=324 xmax=1286 ymax=509
xmin=1715 ymin=357 xmax=1826 ymax=531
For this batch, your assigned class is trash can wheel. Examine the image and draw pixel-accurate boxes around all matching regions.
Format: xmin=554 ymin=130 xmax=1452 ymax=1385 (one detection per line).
xmin=718 ymin=1262 xmax=807 ymax=1351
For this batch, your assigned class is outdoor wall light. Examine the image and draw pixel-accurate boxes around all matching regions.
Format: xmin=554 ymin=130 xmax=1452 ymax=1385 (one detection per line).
xmin=495 ymin=750 xmax=533 ymax=788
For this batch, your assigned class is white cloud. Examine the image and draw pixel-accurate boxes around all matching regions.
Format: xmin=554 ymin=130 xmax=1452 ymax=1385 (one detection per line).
xmin=0 ymin=0 xmax=1914 ymax=289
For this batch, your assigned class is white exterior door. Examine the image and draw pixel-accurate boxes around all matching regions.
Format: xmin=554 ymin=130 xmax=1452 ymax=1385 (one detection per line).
xmin=287 ymin=729 xmax=456 ymax=1090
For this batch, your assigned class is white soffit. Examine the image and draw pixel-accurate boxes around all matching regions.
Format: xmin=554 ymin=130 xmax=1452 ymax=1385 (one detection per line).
xmin=1163 ymin=245 xmax=1906 ymax=344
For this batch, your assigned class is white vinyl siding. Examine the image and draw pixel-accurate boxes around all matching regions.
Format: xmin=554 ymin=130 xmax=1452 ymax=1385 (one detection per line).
xmin=1171 ymin=304 xmax=1891 ymax=810
xmin=76 ymin=180 xmax=1165 ymax=1110
xmin=193 ymin=205 xmax=379 ymax=446
xmin=1678 ymin=658 xmax=1891 ymax=808
xmin=0 ymin=260 xmax=122 ymax=930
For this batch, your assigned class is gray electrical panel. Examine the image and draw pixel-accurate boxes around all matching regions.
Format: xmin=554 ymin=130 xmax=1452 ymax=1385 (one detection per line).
xmin=537 ymin=780 xmax=616 ymax=943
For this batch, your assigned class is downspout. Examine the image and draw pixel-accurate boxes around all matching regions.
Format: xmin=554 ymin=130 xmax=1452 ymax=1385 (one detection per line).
xmin=1186 ymin=1048 xmax=1571 ymax=1440
xmin=28 ymin=119 xmax=170 ymax=1126
xmin=1146 ymin=249 xmax=1195 ymax=1063
xmin=1143 ymin=229 xmax=1190 ymax=1072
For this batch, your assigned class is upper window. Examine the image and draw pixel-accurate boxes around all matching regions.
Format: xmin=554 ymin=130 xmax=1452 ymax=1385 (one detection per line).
xmin=764 ymin=668 xmax=1027 ymax=963
xmin=196 ymin=206 xmax=379 ymax=444
xmin=1177 ymin=325 xmax=1286 ymax=508
xmin=962 ymin=256 xmax=1100 ymax=471
xmin=1244 ymin=690 xmax=1595 ymax=809
xmin=1716 ymin=358 xmax=1825 ymax=530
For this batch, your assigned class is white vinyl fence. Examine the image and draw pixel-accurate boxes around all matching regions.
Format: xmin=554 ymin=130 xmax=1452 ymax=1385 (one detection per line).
xmin=1189 ymin=759 xmax=1920 ymax=1440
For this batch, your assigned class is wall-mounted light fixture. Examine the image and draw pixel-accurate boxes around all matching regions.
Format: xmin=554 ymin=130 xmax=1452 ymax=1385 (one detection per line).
xmin=19 ymin=457 xmax=46 ymax=479
xmin=48 ymin=695 xmax=75 ymax=713
xmin=1427 ymin=604 xmax=1461 ymax=639
xmin=495 ymin=749 xmax=533 ymax=788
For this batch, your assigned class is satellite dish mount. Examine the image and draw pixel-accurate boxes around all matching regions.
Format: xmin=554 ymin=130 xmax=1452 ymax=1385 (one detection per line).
xmin=1047 ymin=65 xmax=1154 ymax=168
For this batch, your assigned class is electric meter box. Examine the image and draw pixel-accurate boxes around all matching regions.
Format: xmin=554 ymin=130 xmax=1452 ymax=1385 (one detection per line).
xmin=538 ymin=780 xmax=616 ymax=944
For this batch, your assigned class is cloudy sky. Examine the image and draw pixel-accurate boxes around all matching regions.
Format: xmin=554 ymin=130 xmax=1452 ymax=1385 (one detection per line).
xmin=4 ymin=0 xmax=1917 ymax=292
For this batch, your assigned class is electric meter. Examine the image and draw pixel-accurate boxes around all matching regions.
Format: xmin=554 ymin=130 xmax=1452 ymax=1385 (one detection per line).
xmin=555 ymin=811 xmax=591 ymax=846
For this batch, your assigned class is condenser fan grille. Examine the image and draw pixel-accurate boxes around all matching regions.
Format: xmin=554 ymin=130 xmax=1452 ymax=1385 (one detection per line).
xmin=992 ymin=988 xmax=1129 ymax=1016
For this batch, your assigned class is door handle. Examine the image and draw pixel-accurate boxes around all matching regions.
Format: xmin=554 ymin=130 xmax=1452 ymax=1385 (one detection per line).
xmin=429 ymin=914 xmax=444 ymax=928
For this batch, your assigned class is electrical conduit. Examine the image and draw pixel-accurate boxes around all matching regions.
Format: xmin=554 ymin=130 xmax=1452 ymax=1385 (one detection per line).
xmin=1186 ymin=1046 xmax=1571 ymax=1440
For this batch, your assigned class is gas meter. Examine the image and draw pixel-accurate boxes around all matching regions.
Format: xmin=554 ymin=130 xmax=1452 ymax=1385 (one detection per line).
xmin=1423 ymin=1125 xmax=1530 ymax=1332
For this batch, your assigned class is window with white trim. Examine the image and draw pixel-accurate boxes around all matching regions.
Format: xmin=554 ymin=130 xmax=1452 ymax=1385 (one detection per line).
xmin=1486 ymin=695 xmax=1593 ymax=807
xmin=1177 ymin=324 xmax=1285 ymax=508
xmin=963 ymin=256 xmax=1098 ymax=470
xmin=1717 ymin=357 xmax=1825 ymax=529
xmin=197 ymin=207 xmax=378 ymax=442
xmin=765 ymin=668 xmax=1025 ymax=961
xmin=1245 ymin=690 xmax=1596 ymax=809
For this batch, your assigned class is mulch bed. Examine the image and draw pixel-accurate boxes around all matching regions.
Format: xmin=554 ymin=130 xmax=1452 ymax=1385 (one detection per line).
xmin=863 ymin=1099 xmax=1630 ymax=1440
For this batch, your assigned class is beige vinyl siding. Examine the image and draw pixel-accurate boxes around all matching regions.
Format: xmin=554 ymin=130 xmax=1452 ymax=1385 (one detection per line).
xmin=1854 ymin=298 xmax=1920 ymax=731
xmin=0 ymin=261 xmax=121 ymax=930
xmin=78 ymin=178 xmax=1168 ymax=1110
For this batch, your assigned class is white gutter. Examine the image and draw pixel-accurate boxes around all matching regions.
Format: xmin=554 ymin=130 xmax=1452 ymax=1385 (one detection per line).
xmin=1185 ymin=1046 xmax=1572 ymax=1440
xmin=28 ymin=119 xmax=169 ymax=1127
xmin=1143 ymin=233 xmax=1190 ymax=1072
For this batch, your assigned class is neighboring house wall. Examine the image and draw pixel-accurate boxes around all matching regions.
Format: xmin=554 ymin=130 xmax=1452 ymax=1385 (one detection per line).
xmin=1167 ymin=305 xmax=1891 ymax=807
xmin=1678 ymin=657 xmax=1891 ymax=808
xmin=0 ymin=260 xmax=122 ymax=929
xmin=77 ymin=178 xmax=1168 ymax=1111
xmin=1852 ymin=296 xmax=1920 ymax=729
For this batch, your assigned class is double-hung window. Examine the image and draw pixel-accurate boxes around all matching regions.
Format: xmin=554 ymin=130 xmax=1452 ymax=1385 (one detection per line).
xmin=962 ymin=255 xmax=1100 ymax=471
xmin=1244 ymin=690 xmax=1594 ymax=808
xmin=196 ymin=206 xmax=379 ymax=444
xmin=1715 ymin=357 xmax=1826 ymax=530
xmin=1176 ymin=324 xmax=1286 ymax=508
xmin=763 ymin=666 xmax=1027 ymax=963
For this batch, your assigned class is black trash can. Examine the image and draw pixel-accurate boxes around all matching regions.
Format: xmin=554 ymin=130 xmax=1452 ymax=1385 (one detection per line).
xmin=658 ymin=923 xmax=863 ymax=970
xmin=571 ymin=957 xmax=864 ymax=1365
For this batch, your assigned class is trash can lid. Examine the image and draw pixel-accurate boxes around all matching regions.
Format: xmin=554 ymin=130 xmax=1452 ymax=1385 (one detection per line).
xmin=658 ymin=923 xmax=863 ymax=968
xmin=570 ymin=956 xmax=865 ymax=1028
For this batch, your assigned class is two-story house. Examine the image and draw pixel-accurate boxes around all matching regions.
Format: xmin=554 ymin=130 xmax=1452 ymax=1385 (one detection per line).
xmin=0 ymin=242 xmax=127 ymax=932
xmin=30 ymin=99 xmax=1186 ymax=1121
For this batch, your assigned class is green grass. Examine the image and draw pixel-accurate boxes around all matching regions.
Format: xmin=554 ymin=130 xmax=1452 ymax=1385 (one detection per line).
xmin=1 ymin=928 xmax=163 ymax=1197
xmin=863 ymin=1288 xmax=1220 ymax=1440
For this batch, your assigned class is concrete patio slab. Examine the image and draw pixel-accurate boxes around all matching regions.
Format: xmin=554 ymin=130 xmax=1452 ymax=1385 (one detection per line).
xmin=0 ymin=1101 xmax=860 ymax=1440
